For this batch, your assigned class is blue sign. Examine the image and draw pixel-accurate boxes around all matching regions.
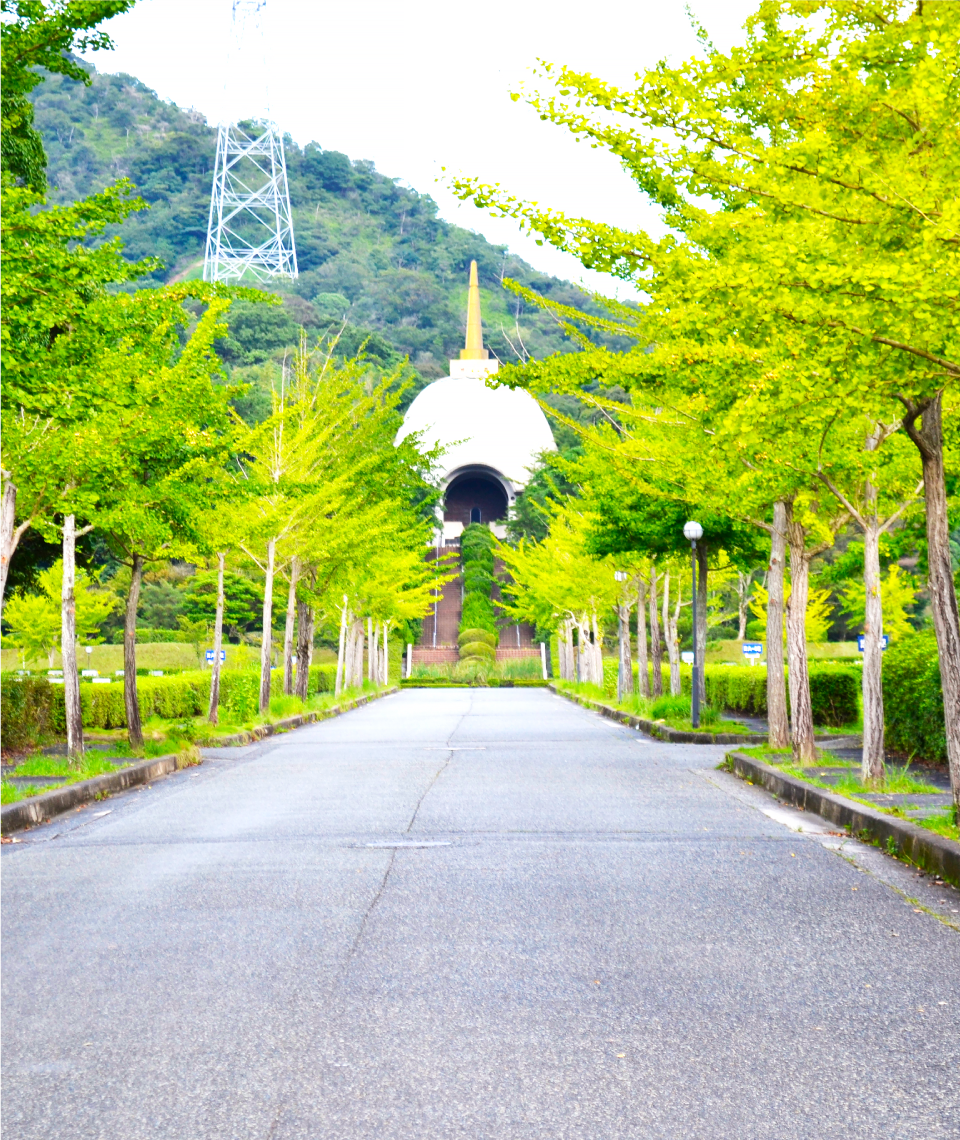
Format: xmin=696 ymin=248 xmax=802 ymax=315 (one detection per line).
xmin=742 ymin=642 xmax=763 ymax=657
xmin=205 ymin=650 xmax=227 ymax=663
xmin=857 ymin=635 xmax=889 ymax=652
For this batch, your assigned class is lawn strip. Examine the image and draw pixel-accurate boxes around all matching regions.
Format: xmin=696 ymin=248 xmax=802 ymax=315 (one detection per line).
xmin=549 ymin=685 xmax=764 ymax=745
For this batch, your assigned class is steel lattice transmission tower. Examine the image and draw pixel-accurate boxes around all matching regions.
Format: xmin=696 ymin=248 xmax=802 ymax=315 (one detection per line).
xmin=204 ymin=0 xmax=297 ymax=284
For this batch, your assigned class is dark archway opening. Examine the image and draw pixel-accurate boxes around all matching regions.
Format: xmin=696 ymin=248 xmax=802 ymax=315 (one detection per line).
xmin=444 ymin=474 xmax=508 ymax=528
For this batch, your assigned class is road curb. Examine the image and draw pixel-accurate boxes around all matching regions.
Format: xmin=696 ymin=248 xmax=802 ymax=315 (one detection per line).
xmin=727 ymin=750 xmax=960 ymax=887
xmin=549 ymin=685 xmax=764 ymax=745
xmin=1 ymin=752 xmax=182 ymax=835
xmin=1 ymin=686 xmax=399 ymax=835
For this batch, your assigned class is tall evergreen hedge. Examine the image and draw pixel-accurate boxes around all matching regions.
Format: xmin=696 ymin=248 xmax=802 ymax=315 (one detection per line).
xmin=458 ymin=524 xmax=498 ymax=643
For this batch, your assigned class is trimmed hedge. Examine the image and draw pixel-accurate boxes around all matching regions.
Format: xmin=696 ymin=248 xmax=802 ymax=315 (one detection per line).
xmin=1 ymin=661 xmax=340 ymax=741
xmin=704 ymin=664 xmax=859 ymax=728
xmin=884 ymin=632 xmax=945 ymax=762
xmin=459 ymin=628 xmax=496 ymax=648
xmin=459 ymin=640 xmax=496 ymax=661
xmin=0 ymin=676 xmax=66 ymax=749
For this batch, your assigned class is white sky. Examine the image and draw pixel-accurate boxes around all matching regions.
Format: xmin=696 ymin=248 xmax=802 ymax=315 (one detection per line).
xmin=85 ymin=0 xmax=757 ymax=299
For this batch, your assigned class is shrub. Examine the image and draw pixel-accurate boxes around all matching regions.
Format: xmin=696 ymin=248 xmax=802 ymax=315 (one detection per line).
xmin=459 ymin=640 xmax=496 ymax=661
xmin=705 ymin=666 xmax=767 ymax=716
xmin=884 ymin=631 xmax=945 ymax=762
xmin=809 ymin=667 xmax=859 ymax=727
xmin=703 ymin=663 xmax=859 ymax=727
xmin=0 ymin=675 xmax=66 ymax=750
xmin=135 ymin=628 xmax=191 ymax=643
xmin=458 ymin=628 xmax=496 ymax=648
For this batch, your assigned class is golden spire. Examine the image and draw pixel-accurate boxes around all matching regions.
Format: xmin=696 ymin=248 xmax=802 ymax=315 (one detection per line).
xmin=460 ymin=260 xmax=489 ymax=360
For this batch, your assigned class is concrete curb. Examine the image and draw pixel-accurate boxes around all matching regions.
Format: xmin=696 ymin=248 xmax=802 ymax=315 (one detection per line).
xmin=1 ymin=752 xmax=181 ymax=835
xmin=727 ymin=750 xmax=960 ymax=887
xmin=1 ymin=686 xmax=399 ymax=835
xmin=549 ymin=685 xmax=765 ymax=745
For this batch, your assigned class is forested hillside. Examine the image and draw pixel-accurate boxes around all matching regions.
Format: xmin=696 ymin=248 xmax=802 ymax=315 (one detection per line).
xmin=30 ymin=61 xmax=623 ymax=407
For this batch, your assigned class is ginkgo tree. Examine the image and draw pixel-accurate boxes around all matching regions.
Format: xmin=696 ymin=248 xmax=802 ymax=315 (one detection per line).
xmin=452 ymin=0 xmax=960 ymax=803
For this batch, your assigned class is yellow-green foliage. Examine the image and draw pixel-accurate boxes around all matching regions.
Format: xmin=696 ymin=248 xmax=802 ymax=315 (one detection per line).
xmin=750 ymin=584 xmax=834 ymax=643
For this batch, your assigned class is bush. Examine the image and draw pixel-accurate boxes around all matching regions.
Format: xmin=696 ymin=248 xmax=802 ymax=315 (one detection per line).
xmin=136 ymin=628 xmax=191 ymax=643
xmin=705 ymin=666 xmax=767 ymax=716
xmin=0 ymin=675 xmax=66 ymax=749
xmin=459 ymin=640 xmax=496 ymax=661
xmin=809 ymin=667 xmax=859 ymax=727
xmin=884 ymin=631 xmax=945 ymax=762
xmin=703 ymin=664 xmax=859 ymax=727
xmin=458 ymin=628 xmax=496 ymax=648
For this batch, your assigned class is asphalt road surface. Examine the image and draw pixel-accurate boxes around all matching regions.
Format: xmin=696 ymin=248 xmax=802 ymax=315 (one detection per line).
xmin=3 ymin=688 xmax=959 ymax=1139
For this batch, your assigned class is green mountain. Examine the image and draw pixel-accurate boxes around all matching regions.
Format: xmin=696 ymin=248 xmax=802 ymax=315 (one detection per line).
xmin=30 ymin=61 xmax=626 ymax=415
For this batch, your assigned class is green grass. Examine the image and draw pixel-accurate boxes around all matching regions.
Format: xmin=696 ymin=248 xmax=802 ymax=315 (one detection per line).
xmin=408 ymin=658 xmax=543 ymax=683
xmin=1 ymin=750 xmax=137 ymax=803
xmin=704 ymin=639 xmax=860 ymax=664
xmin=556 ymin=683 xmax=753 ymax=735
xmin=915 ymin=810 xmax=960 ymax=843
xmin=733 ymin=743 xmax=797 ymax=761
xmin=10 ymin=752 xmax=128 ymax=778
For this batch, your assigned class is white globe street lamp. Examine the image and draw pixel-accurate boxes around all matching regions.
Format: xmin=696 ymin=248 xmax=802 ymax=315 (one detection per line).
xmin=684 ymin=521 xmax=703 ymax=727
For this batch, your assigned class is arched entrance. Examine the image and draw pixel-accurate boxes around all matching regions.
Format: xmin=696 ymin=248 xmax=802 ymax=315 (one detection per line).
xmin=443 ymin=470 xmax=508 ymax=528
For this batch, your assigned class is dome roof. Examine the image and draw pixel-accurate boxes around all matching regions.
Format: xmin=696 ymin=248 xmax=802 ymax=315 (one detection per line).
xmin=398 ymin=374 xmax=556 ymax=490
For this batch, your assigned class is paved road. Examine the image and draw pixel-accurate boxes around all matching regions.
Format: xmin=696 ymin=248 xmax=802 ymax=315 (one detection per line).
xmin=3 ymin=688 xmax=959 ymax=1139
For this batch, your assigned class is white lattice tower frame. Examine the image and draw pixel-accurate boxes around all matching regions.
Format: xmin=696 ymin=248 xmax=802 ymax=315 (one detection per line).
xmin=203 ymin=0 xmax=297 ymax=283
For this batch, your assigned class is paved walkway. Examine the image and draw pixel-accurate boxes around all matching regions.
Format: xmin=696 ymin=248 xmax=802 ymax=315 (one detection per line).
xmin=3 ymin=688 xmax=959 ymax=1139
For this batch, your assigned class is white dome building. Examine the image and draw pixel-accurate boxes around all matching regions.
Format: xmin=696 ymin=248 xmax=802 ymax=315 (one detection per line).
xmin=397 ymin=261 xmax=556 ymax=543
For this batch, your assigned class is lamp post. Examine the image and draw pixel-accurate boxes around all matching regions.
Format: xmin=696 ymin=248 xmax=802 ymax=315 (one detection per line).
xmin=683 ymin=521 xmax=703 ymax=727
xmin=614 ymin=570 xmax=628 ymax=702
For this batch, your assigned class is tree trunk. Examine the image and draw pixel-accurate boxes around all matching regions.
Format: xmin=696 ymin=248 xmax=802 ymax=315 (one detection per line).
xmin=208 ymin=552 xmax=225 ymax=725
xmin=900 ymin=392 xmax=960 ymax=812
xmin=295 ymin=600 xmax=314 ymax=702
xmin=335 ymin=597 xmax=348 ymax=696
xmin=591 ymin=612 xmax=603 ymax=688
xmin=123 ymin=553 xmax=145 ymax=749
xmin=61 ymin=514 xmax=83 ymax=759
xmin=1 ymin=471 xmax=16 ymax=616
xmin=649 ymin=568 xmax=663 ymax=698
xmin=347 ymin=622 xmax=356 ymax=689
xmin=381 ymin=622 xmax=389 ymax=685
xmin=352 ymin=620 xmax=365 ymax=689
xmin=861 ymin=507 xmax=885 ymax=783
xmin=636 ymin=580 xmax=650 ymax=698
xmin=663 ymin=570 xmax=682 ymax=697
xmin=736 ymin=571 xmax=751 ymax=641
xmin=282 ymin=556 xmax=299 ymax=697
xmin=766 ymin=501 xmax=790 ymax=750
xmin=616 ymin=604 xmax=633 ymax=703
xmin=258 ymin=537 xmax=276 ymax=715
xmin=560 ymin=619 xmax=574 ymax=681
xmin=696 ymin=544 xmax=708 ymax=708
xmin=367 ymin=617 xmax=375 ymax=683
xmin=785 ymin=505 xmax=816 ymax=764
